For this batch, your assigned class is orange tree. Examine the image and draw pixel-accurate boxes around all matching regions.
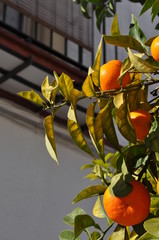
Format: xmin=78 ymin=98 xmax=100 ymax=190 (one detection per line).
xmin=18 ymin=14 xmax=159 ymax=240
xmin=73 ymin=0 xmax=159 ymax=30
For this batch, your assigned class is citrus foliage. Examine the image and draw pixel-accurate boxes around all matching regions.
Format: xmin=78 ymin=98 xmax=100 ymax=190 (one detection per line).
xmin=19 ymin=14 xmax=159 ymax=239
xmin=73 ymin=0 xmax=159 ymax=30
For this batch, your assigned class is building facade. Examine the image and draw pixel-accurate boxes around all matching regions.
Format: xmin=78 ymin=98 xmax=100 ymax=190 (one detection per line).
xmin=0 ymin=1 xmax=158 ymax=239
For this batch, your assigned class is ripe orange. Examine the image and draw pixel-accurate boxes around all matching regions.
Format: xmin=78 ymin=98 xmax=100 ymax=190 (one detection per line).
xmin=130 ymin=110 xmax=152 ymax=141
xmin=100 ymin=60 xmax=130 ymax=91
xmin=151 ymin=36 xmax=159 ymax=62
xmin=103 ymin=180 xmax=150 ymax=226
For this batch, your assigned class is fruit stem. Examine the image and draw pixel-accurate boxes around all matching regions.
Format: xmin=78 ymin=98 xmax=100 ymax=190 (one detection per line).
xmin=100 ymin=222 xmax=115 ymax=239
xmin=138 ymin=152 xmax=153 ymax=181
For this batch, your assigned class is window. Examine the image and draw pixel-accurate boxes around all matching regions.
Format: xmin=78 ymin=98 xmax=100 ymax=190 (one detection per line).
xmin=52 ymin=32 xmax=65 ymax=55
xmin=22 ymin=16 xmax=36 ymax=39
xmin=1 ymin=2 xmax=93 ymax=67
xmin=0 ymin=2 xmax=4 ymax=21
xmin=5 ymin=6 xmax=20 ymax=30
xmin=83 ymin=48 xmax=92 ymax=67
xmin=37 ymin=23 xmax=50 ymax=47
xmin=67 ymin=40 xmax=78 ymax=62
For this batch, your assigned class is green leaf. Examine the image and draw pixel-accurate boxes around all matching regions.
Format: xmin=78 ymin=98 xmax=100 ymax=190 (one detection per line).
xmin=129 ymin=14 xmax=148 ymax=53
xmin=111 ymin=13 xmax=120 ymax=36
xmin=44 ymin=115 xmax=58 ymax=164
xmin=133 ymin=221 xmax=147 ymax=237
xmin=93 ymin=196 xmax=106 ymax=218
xmin=92 ymin=164 xmax=103 ymax=179
xmin=82 ymin=75 xmax=96 ymax=97
xmin=92 ymin=159 xmax=109 ymax=169
xmin=72 ymin=0 xmax=80 ymax=3
xmin=58 ymin=73 xmax=74 ymax=101
xmin=80 ymin=0 xmax=91 ymax=18
xmin=50 ymin=71 xmax=59 ymax=103
xmin=110 ymin=150 xmax=121 ymax=169
xmin=113 ymin=93 xmax=124 ymax=108
xmin=150 ymin=196 xmax=159 ymax=216
xmin=145 ymin=35 xmax=159 ymax=46
xmin=104 ymin=35 xmax=145 ymax=53
xmin=145 ymin=119 xmax=159 ymax=153
xmin=151 ymin=0 xmax=159 ymax=22
xmin=144 ymin=218 xmax=159 ymax=238
xmin=130 ymin=230 xmax=138 ymax=240
xmin=18 ymin=90 xmax=46 ymax=107
xmin=95 ymin=6 xmax=113 ymax=31
xmin=117 ymin=58 xmax=132 ymax=86
xmin=90 ymin=231 xmax=101 ymax=240
xmin=59 ymin=230 xmax=75 ymax=240
xmin=72 ymin=185 xmax=106 ymax=204
xmin=92 ymin=37 xmax=102 ymax=87
xmin=41 ymin=75 xmax=58 ymax=103
xmin=100 ymin=101 xmax=121 ymax=151
xmin=116 ymin=97 xmax=136 ymax=143
xmin=86 ymin=102 xmax=98 ymax=145
xmin=140 ymin=0 xmax=155 ymax=16
xmin=136 ymin=85 xmax=150 ymax=110
xmin=84 ymin=173 xmax=98 ymax=181
xmin=128 ymin=88 xmax=142 ymax=112
xmin=109 ymin=173 xmax=133 ymax=197
xmin=128 ymin=48 xmax=157 ymax=73
xmin=67 ymin=107 xmax=93 ymax=157
xmin=105 ymin=152 xmax=114 ymax=162
xmin=74 ymin=214 xmax=101 ymax=239
xmin=81 ymin=164 xmax=94 ymax=170
xmin=70 ymin=89 xmax=82 ymax=111
xmin=98 ymin=98 xmax=109 ymax=110
xmin=121 ymin=159 xmax=134 ymax=182
xmin=41 ymin=76 xmax=51 ymax=102
xmin=86 ymin=102 xmax=104 ymax=159
xmin=63 ymin=207 xmax=86 ymax=226
xmin=110 ymin=224 xmax=126 ymax=240
xmin=138 ymin=232 xmax=159 ymax=240
xmin=123 ymin=144 xmax=147 ymax=172
xmin=146 ymin=56 xmax=159 ymax=70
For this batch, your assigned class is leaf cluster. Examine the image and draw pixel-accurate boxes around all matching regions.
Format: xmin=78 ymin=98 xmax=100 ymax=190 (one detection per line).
xmin=73 ymin=0 xmax=159 ymax=31
xmin=18 ymin=14 xmax=159 ymax=239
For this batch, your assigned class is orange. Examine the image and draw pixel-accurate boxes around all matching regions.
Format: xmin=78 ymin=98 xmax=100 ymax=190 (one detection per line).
xmin=130 ymin=110 xmax=152 ymax=141
xmin=151 ymin=36 xmax=159 ymax=62
xmin=100 ymin=60 xmax=130 ymax=91
xmin=103 ymin=180 xmax=150 ymax=226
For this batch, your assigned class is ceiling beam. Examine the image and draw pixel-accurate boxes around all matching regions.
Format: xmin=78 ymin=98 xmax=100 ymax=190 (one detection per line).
xmin=0 ymin=27 xmax=87 ymax=85
xmin=0 ymin=56 xmax=33 ymax=84
xmin=0 ymin=66 xmax=41 ymax=91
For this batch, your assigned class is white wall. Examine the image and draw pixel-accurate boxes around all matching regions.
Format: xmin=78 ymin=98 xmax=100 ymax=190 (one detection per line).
xmin=0 ymin=100 xmax=113 ymax=240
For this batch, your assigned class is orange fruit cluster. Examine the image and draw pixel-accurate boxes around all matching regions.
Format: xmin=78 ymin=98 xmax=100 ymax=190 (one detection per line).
xmin=100 ymin=60 xmax=130 ymax=91
xmin=130 ymin=110 xmax=152 ymax=141
xmin=151 ymin=36 xmax=159 ymax=62
xmin=103 ymin=180 xmax=150 ymax=226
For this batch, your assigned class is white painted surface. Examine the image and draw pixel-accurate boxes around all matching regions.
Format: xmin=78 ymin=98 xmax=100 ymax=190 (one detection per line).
xmin=0 ymin=101 xmax=112 ymax=240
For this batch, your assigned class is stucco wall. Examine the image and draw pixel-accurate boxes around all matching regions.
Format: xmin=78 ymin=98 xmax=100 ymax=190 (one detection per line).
xmin=0 ymin=100 xmax=114 ymax=240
